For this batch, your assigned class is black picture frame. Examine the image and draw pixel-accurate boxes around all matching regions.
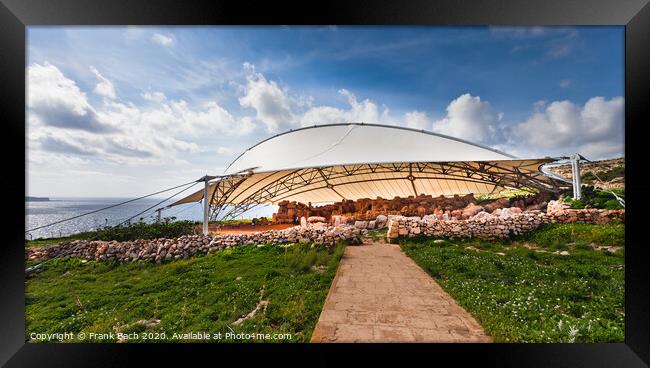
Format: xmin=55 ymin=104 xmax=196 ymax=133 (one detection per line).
xmin=1 ymin=0 xmax=648 ymax=366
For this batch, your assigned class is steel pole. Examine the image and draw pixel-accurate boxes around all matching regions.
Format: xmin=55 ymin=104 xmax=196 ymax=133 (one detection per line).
xmin=203 ymin=177 xmax=209 ymax=235
xmin=573 ymin=154 xmax=582 ymax=200
xmin=571 ymin=157 xmax=577 ymax=198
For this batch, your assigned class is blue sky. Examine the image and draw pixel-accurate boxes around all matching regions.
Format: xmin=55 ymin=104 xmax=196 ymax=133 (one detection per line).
xmin=27 ymin=26 xmax=624 ymax=197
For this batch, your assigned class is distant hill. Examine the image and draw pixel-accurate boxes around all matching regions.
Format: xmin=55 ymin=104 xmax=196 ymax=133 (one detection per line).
xmin=547 ymin=157 xmax=624 ymax=190
xmin=26 ymin=196 xmax=50 ymax=202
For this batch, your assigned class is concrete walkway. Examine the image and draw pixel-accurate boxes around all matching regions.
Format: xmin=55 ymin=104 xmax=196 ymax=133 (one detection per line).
xmin=311 ymin=243 xmax=492 ymax=343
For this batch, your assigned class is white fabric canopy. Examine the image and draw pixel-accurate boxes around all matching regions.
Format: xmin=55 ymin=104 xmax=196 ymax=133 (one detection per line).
xmin=225 ymin=123 xmax=518 ymax=174
xmin=171 ymin=123 xmax=567 ymax=219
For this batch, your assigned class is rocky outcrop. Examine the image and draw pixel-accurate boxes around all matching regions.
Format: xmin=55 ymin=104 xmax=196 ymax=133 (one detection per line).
xmin=26 ymin=223 xmax=367 ymax=263
xmin=547 ymin=157 xmax=624 ymax=190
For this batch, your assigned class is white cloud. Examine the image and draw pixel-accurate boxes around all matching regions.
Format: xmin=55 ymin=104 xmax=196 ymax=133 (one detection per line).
xmin=217 ymin=147 xmax=234 ymax=155
xmin=152 ymin=33 xmax=174 ymax=47
xmin=432 ymin=93 xmax=501 ymax=144
xmin=99 ymin=91 xmax=256 ymax=140
xmin=161 ymin=99 xmax=255 ymax=136
xmin=28 ymin=62 xmax=114 ymax=132
xmin=90 ymin=66 xmax=117 ymax=99
xmin=300 ymin=105 xmax=347 ymax=126
xmin=299 ymin=89 xmax=391 ymax=127
xmin=339 ymin=89 xmax=388 ymax=123
xmin=559 ymin=79 xmax=572 ymax=88
xmin=27 ymin=63 xmax=251 ymax=166
xmin=27 ymin=60 xmax=624 ymax=197
xmin=404 ymin=111 xmax=431 ymax=130
xmin=30 ymin=122 xmax=200 ymax=166
xmin=142 ymin=91 xmax=167 ymax=102
xmin=511 ymin=96 xmax=624 ymax=159
xmin=239 ymin=65 xmax=295 ymax=133
xmin=238 ymin=65 xmax=397 ymax=132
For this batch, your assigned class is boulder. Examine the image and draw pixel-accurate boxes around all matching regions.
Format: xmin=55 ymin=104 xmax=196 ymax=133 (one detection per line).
xmin=547 ymin=200 xmax=570 ymax=214
xmin=484 ymin=197 xmax=510 ymax=213
xmin=461 ymin=203 xmax=484 ymax=219
xmin=422 ymin=214 xmax=437 ymax=223
xmin=525 ymin=202 xmax=547 ymax=212
xmin=472 ymin=211 xmax=492 ymax=220
xmin=499 ymin=207 xmax=522 ymax=218
xmin=307 ymin=216 xmax=326 ymax=223
xmin=310 ymin=222 xmax=327 ymax=231
xmin=354 ymin=220 xmax=368 ymax=229
xmin=375 ymin=215 xmax=388 ymax=229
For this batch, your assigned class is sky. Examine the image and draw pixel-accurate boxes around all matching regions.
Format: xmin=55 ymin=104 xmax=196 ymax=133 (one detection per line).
xmin=26 ymin=26 xmax=624 ymax=198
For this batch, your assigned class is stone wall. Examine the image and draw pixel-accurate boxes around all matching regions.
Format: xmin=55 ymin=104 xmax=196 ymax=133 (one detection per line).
xmin=273 ymin=191 xmax=552 ymax=224
xmin=386 ymin=201 xmax=624 ymax=241
xmin=27 ymin=200 xmax=624 ymax=264
xmin=26 ymin=223 xmax=366 ymax=263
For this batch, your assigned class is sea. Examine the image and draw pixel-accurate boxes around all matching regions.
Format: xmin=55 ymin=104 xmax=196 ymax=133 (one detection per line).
xmin=25 ymin=197 xmax=277 ymax=240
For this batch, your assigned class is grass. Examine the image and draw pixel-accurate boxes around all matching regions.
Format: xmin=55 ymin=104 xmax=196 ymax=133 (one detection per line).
xmin=400 ymin=223 xmax=624 ymax=342
xmin=26 ymin=243 xmax=345 ymax=343
xmin=366 ymin=229 xmax=387 ymax=242
xmin=519 ymin=221 xmax=624 ymax=248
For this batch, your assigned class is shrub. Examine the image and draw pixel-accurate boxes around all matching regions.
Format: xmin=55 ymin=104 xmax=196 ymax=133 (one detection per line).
xmin=475 ymin=189 xmax=538 ymax=203
xmin=568 ymin=199 xmax=585 ymax=209
xmin=562 ymin=186 xmax=624 ymax=210
xmin=91 ymin=219 xmax=197 ymax=241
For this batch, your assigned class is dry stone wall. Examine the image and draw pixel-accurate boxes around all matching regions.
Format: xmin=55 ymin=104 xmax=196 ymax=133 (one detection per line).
xmin=387 ymin=200 xmax=624 ymax=241
xmin=27 ymin=200 xmax=624 ymax=264
xmin=26 ymin=223 xmax=366 ymax=263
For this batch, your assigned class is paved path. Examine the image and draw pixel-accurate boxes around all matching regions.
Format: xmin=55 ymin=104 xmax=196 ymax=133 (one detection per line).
xmin=311 ymin=243 xmax=492 ymax=342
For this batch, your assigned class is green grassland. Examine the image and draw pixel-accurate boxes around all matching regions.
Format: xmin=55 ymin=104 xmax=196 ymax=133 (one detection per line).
xmin=26 ymin=243 xmax=345 ymax=343
xmin=400 ymin=222 xmax=624 ymax=342
xmin=26 ymin=220 xmax=624 ymax=344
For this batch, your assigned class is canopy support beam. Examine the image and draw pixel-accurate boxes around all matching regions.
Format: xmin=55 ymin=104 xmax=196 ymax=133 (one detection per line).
xmin=199 ymin=175 xmax=218 ymax=236
xmin=205 ymin=160 xmax=568 ymax=221
xmin=571 ymin=153 xmax=582 ymax=200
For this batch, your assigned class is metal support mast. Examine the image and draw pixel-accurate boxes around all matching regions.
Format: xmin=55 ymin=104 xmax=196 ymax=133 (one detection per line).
xmin=571 ymin=153 xmax=582 ymax=200
xmin=199 ymin=175 xmax=218 ymax=235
